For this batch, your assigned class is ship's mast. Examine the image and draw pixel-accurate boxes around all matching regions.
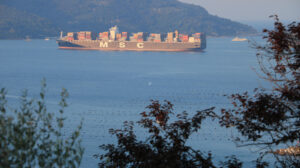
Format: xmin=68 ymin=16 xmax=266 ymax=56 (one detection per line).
xmin=60 ymin=31 xmax=63 ymax=39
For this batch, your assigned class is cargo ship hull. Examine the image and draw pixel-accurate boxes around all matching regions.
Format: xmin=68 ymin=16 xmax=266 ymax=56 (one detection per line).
xmin=57 ymin=40 xmax=206 ymax=52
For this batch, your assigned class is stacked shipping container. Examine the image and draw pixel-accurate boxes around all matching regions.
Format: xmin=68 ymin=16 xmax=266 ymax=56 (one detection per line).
xmin=116 ymin=33 xmax=122 ymax=41
xmin=65 ymin=26 xmax=203 ymax=44
xmin=77 ymin=31 xmax=92 ymax=40
xmin=99 ymin=32 xmax=109 ymax=40
xmin=147 ymin=33 xmax=161 ymax=42
xmin=192 ymin=33 xmax=201 ymax=42
xmin=85 ymin=32 xmax=91 ymax=40
xmin=121 ymin=32 xmax=128 ymax=41
xmin=166 ymin=32 xmax=174 ymax=42
xmin=179 ymin=34 xmax=189 ymax=42
xmin=77 ymin=32 xmax=85 ymax=40
xmin=67 ymin=32 xmax=74 ymax=41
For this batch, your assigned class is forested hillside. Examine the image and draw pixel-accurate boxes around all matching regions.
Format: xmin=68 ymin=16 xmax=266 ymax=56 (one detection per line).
xmin=0 ymin=0 xmax=257 ymax=39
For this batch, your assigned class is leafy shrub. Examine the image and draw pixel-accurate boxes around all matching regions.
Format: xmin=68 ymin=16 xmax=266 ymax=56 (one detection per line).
xmin=0 ymin=81 xmax=84 ymax=168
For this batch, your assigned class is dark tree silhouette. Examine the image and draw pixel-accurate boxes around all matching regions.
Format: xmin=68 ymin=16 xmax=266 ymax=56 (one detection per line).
xmin=96 ymin=100 xmax=217 ymax=168
xmin=217 ymin=16 xmax=300 ymax=167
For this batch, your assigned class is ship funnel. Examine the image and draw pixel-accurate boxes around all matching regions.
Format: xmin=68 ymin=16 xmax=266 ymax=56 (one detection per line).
xmin=60 ymin=31 xmax=63 ymax=39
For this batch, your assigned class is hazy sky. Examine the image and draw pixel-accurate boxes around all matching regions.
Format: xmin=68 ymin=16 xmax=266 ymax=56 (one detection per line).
xmin=179 ymin=0 xmax=300 ymax=21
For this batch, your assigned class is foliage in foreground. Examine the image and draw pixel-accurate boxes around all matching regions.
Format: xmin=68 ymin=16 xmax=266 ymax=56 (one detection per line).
xmin=216 ymin=16 xmax=300 ymax=167
xmin=96 ymin=100 xmax=217 ymax=168
xmin=0 ymin=82 xmax=84 ymax=168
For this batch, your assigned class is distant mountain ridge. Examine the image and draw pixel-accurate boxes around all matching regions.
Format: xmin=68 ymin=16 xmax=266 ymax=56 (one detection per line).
xmin=0 ymin=0 xmax=257 ymax=39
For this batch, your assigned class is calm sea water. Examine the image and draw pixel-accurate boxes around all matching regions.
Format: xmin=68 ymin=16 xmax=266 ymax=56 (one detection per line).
xmin=0 ymin=37 xmax=270 ymax=167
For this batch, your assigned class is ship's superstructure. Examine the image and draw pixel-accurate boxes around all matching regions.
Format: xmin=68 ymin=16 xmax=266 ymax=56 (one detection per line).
xmin=57 ymin=26 xmax=206 ymax=52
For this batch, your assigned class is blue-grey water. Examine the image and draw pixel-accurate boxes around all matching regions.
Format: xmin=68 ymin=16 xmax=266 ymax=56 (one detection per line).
xmin=0 ymin=37 xmax=270 ymax=167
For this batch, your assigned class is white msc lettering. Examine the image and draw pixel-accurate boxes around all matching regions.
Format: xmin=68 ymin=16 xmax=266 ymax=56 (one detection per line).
xmin=99 ymin=42 xmax=108 ymax=48
xmin=119 ymin=42 xmax=125 ymax=48
xmin=137 ymin=43 xmax=144 ymax=49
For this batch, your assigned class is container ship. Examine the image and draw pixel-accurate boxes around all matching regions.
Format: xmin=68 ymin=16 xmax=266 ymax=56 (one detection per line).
xmin=57 ymin=26 xmax=206 ymax=52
